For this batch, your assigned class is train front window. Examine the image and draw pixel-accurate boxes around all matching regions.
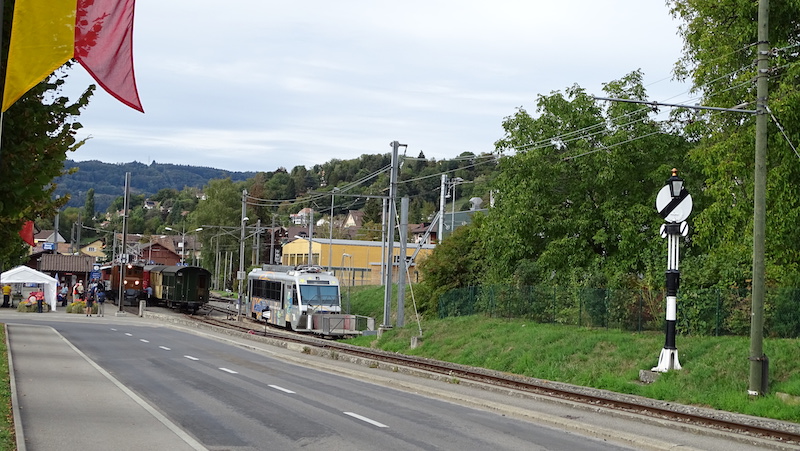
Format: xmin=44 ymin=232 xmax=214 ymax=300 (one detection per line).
xmin=298 ymin=285 xmax=339 ymax=306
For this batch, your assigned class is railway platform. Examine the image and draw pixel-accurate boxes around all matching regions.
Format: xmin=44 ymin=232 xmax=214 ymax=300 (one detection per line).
xmin=0 ymin=307 xmax=205 ymax=451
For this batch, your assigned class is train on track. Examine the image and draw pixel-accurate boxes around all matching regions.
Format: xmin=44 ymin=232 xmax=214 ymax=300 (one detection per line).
xmin=247 ymin=265 xmax=374 ymax=337
xmin=100 ymin=264 xmax=211 ymax=313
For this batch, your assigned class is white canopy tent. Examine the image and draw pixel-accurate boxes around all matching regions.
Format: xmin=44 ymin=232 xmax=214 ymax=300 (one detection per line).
xmin=1 ymin=266 xmax=58 ymax=311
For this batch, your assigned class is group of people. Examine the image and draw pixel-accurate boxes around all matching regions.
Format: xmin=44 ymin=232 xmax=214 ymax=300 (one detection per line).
xmin=58 ymin=279 xmax=106 ymax=316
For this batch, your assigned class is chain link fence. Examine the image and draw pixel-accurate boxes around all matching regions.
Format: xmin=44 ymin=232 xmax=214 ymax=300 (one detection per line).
xmin=438 ymin=285 xmax=800 ymax=338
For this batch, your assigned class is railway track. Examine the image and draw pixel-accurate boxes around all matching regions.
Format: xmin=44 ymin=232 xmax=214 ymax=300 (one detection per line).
xmin=186 ymin=304 xmax=800 ymax=448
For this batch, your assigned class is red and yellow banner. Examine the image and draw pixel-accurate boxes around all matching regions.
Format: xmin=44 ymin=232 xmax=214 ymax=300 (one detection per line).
xmin=2 ymin=0 xmax=143 ymax=112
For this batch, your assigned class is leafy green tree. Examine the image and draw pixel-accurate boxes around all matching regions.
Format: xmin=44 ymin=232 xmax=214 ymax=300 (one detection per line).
xmin=84 ymin=188 xmax=95 ymax=217
xmin=668 ymin=0 xmax=800 ymax=288
xmin=483 ymin=73 xmax=693 ymax=288
xmin=0 ymin=67 xmax=93 ymax=267
xmin=362 ymin=198 xmax=382 ymax=224
xmin=417 ymin=218 xmax=487 ymax=313
xmin=187 ymin=178 xmax=246 ymax=268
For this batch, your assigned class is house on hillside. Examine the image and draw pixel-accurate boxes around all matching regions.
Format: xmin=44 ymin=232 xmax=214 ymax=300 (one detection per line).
xmin=290 ymin=208 xmax=314 ymax=225
xmin=410 ymin=223 xmax=437 ymax=244
xmin=80 ymin=239 xmax=106 ymax=260
xmin=343 ymin=210 xmax=364 ymax=229
xmin=123 ymin=234 xmax=182 ymax=266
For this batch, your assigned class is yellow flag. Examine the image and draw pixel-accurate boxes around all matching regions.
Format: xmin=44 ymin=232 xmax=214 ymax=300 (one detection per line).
xmin=2 ymin=0 xmax=77 ymax=111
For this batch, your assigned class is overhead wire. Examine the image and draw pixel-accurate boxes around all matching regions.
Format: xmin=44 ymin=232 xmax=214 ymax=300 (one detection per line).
xmin=506 ymin=53 xmax=763 ymax=161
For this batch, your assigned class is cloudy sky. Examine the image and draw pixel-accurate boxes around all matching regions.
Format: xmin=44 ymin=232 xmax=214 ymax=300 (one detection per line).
xmin=65 ymin=1 xmax=692 ymax=173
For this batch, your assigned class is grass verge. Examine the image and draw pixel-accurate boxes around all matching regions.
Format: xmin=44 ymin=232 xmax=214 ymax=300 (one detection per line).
xmin=345 ymin=286 xmax=800 ymax=423
xmin=0 ymin=326 xmax=15 ymax=450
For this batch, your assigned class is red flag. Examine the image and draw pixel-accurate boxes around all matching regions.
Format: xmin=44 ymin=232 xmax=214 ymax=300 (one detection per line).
xmin=3 ymin=0 xmax=143 ymax=112
xmin=18 ymin=221 xmax=35 ymax=247
xmin=75 ymin=0 xmax=144 ymax=112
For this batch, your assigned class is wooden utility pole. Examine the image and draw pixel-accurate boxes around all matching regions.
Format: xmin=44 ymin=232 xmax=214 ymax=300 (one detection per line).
xmin=749 ymin=0 xmax=769 ymax=396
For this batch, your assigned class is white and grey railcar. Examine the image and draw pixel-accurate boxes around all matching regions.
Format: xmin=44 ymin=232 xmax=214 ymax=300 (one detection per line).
xmin=248 ymin=265 xmax=355 ymax=334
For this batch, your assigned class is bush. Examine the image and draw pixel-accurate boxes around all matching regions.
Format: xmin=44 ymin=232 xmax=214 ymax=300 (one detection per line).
xmin=66 ymin=301 xmax=97 ymax=314
xmin=16 ymin=301 xmax=50 ymax=313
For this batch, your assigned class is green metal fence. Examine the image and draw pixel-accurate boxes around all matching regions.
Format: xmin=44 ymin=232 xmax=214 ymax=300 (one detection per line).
xmin=438 ymin=285 xmax=800 ymax=338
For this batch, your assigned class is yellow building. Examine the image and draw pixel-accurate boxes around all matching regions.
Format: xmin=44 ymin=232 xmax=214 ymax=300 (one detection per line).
xmin=281 ymin=238 xmax=436 ymax=285
xmin=80 ymin=239 xmax=106 ymax=260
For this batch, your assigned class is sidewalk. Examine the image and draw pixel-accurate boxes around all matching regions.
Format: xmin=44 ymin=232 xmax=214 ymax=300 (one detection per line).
xmin=3 ymin=308 xmax=206 ymax=451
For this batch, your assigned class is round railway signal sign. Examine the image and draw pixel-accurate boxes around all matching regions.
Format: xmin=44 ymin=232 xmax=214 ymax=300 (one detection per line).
xmin=656 ymin=185 xmax=693 ymax=223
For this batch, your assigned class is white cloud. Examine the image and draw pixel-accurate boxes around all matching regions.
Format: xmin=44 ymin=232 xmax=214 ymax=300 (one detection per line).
xmin=67 ymin=0 xmax=690 ymax=173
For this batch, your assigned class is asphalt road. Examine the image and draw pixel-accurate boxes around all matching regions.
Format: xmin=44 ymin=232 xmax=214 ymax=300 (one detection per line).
xmin=46 ymin=320 xmax=631 ymax=451
xmin=6 ymin=312 xmax=789 ymax=451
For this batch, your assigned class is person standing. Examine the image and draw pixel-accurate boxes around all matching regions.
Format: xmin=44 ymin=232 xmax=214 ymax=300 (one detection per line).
xmin=59 ymin=285 xmax=69 ymax=307
xmin=74 ymin=280 xmax=84 ymax=301
xmin=85 ymin=282 xmax=95 ymax=317
xmin=2 ymin=284 xmax=11 ymax=308
xmin=96 ymin=288 xmax=106 ymax=317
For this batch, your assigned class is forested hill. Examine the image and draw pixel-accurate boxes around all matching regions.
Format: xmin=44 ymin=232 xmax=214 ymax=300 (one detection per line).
xmin=55 ymin=160 xmax=256 ymax=213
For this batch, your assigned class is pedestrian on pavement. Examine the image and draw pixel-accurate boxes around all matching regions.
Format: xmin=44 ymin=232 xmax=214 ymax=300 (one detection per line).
xmin=84 ymin=282 xmax=94 ymax=317
xmin=2 ymin=283 xmax=11 ymax=308
xmin=59 ymin=285 xmax=69 ymax=307
xmin=74 ymin=280 xmax=85 ymax=301
xmin=96 ymin=288 xmax=106 ymax=317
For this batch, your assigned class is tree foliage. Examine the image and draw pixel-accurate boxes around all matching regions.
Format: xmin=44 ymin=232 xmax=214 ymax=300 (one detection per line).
xmin=417 ymin=217 xmax=487 ymax=313
xmin=0 ymin=68 xmax=93 ymax=267
xmin=669 ymin=0 xmax=800 ymax=287
xmin=479 ymin=72 xmax=694 ymax=288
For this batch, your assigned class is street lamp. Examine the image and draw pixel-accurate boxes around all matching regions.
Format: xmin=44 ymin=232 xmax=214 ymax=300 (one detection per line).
xmin=328 ymin=187 xmax=339 ymax=271
xmin=148 ymin=235 xmax=166 ymax=264
xmin=449 ymin=177 xmax=464 ymax=234
xmin=667 ymin=168 xmax=684 ymax=198
xmin=165 ymin=225 xmax=203 ymax=265
xmin=191 ymin=227 xmax=203 ymax=265
xmin=238 ymin=215 xmax=248 ymax=322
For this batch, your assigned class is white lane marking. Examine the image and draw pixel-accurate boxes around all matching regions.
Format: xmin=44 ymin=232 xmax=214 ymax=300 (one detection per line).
xmin=110 ymin=328 xmax=117 ymax=331
xmin=159 ymin=346 xmax=171 ymax=351
xmin=124 ymin=333 xmax=133 ymax=336
xmin=219 ymin=368 xmax=238 ymax=374
xmin=184 ymin=355 xmax=199 ymax=361
xmin=140 ymin=339 xmax=150 ymax=343
xmin=343 ymin=412 xmax=388 ymax=428
xmin=268 ymin=385 xmax=295 ymax=394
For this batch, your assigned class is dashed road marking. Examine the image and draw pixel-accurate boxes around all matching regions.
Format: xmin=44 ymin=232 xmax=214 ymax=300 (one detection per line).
xmin=184 ymin=355 xmax=199 ymax=361
xmin=159 ymin=346 xmax=171 ymax=351
xmin=219 ymin=368 xmax=238 ymax=374
xmin=343 ymin=412 xmax=388 ymax=428
xmin=268 ymin=385 xmax=295 ymax=394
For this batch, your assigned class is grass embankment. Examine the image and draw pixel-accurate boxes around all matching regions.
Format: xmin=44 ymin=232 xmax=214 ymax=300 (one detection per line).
xmin=344 ymin=285 xmax=800 ymax=423
xmin=0 ymin=327 xmax=16 ymax=450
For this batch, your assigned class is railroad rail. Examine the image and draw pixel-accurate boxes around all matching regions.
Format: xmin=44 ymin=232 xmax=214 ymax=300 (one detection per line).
xmin=186 ymin=306 xmax=800 ymax=447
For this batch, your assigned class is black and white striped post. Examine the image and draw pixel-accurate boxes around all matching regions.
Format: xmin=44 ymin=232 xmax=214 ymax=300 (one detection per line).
xmin=653 ymin=168 xmax=692 ymax=372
